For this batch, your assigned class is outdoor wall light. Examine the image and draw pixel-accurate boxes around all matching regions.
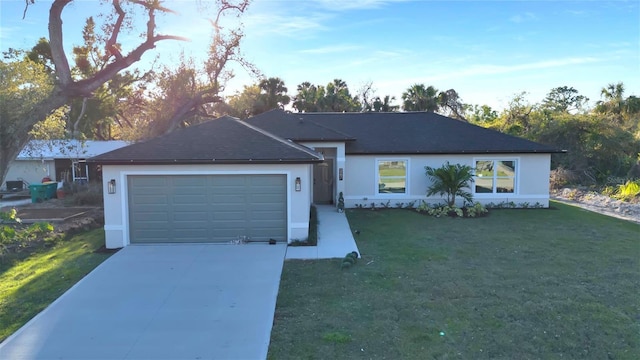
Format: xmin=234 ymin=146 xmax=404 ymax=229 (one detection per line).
xmin=339 ymin=168 xmax=344 ymax=181
xmin=108 ymin=179 xmax=116 ymax=194
xmin=295 ymin=177 xmax=301 ymax=192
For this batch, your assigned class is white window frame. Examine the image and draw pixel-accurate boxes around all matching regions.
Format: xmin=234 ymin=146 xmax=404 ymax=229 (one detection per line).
xmin=473 ymin=158 xmax=519 ymax=195
xmin=376 ymin=158 xmax=409 ymax=196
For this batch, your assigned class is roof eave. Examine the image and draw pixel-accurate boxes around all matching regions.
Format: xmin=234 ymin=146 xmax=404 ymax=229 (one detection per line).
xmin=291 ymin=137 xmax=356 ymax=142
xmin=345 ymin=149 xmax=565 ymax=155
xmin=88 ymin=158 xmax=324 ymax=165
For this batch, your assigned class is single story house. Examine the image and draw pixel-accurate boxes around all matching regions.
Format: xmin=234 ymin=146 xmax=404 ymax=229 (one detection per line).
xmin=6 ymin=140 xmax=129 ymax=187
xmin=90 ymin=110 xmax=563 ymax=248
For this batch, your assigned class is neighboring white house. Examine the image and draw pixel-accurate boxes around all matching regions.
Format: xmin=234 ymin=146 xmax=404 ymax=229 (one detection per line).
xmin=5 ymin=140 xmax=129 ymax=186
xmin=91 ymin=110 xmax=564 ymax=249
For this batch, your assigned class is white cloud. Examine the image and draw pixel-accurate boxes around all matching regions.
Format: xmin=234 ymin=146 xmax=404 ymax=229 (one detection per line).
xmin=312 ymin=0 xmax=408 ymax=11
xmin=244 ymin=13 xmax=330 ymax=37
xmin=509 ymin=12 xmax=537 ymax=23
xmin=299 ymin=44 xmax=362 ymax=54
xmin=434 ymin=57 xmax=601 ymax=80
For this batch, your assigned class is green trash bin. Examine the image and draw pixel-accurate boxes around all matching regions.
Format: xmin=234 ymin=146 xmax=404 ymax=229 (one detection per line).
xmin=43 ymin=182 xmax=57 ymax=199
xmin=29 ymin=184 xmax=48 ymax=203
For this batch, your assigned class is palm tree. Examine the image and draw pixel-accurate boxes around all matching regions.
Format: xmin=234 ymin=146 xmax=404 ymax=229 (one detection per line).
xmin=257 ymin=77 xmax=290 ymax=111
xmin=597 ymin=82 xmax=625 ymax=116
xmin=323 ymin=79 xmax=360 ymax=112
xmin=402 ymin=84 xmax=439 ymax=112
xmin=425 ymin=162 xmax=475 ymax=207
xmin=293 ymin=81 xmax=326 ymax=112
xmin=372 ymin=95 xmax=399 ymax=112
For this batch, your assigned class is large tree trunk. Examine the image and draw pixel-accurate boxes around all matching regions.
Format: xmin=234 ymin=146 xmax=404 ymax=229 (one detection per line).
xmin=0 ymin=0 xmax=187 ymax=187
xmin=0 ymin=92 xmax=70 ymax=187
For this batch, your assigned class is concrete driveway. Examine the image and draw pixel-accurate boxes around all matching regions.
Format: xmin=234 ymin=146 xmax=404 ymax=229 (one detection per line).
xmin=0 ymin=244 xmax=287 ymax=360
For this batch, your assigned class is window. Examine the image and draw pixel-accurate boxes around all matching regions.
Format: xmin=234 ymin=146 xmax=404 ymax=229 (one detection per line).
xmin=475 ymin=160 xmax=516 ymax=194
xmin=378 ymin=160 xmax=407 ymax=194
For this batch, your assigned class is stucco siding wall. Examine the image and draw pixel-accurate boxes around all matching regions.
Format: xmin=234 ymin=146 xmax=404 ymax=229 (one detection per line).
xmin=343 ymin=154 xmax=551 ymax=208
xmin=517 ymin=154 xmax=551 ymax=195
xmin=101 ymin=163 xmax=312 ymax=248
xmin=5 ymin=160 xmax=55 ymax=185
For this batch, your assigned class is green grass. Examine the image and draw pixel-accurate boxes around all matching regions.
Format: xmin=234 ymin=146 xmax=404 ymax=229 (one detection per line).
xmin=0 ymin=229 xmax=113 ymax=342
xmin=268 ymin=202 xmax=640 ymax=359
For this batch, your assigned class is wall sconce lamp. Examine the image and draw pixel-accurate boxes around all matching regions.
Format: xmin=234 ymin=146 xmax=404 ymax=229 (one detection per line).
xmin=339 ymin=168 xmax=344 ymax=181
xmin=108 ymin=179 xmax=116 ymax=194
xmin=295 ymin=177 xmax=301 ymax=192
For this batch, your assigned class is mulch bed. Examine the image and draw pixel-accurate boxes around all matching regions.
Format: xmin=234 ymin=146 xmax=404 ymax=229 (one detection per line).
xmin=15 ymin=208 xmax=92 ymax=222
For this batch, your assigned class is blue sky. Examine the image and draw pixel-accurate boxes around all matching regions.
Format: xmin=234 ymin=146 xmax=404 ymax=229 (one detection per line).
xmin=1 ymin=0 xmax=638 ymax=111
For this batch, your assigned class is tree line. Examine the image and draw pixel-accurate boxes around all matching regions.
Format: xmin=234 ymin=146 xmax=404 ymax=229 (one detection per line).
xmin=1 ymin=0 xmax=638 ymax=186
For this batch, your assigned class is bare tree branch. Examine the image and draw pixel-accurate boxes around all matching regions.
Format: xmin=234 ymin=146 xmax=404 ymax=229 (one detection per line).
xmin=22 ymin=0 xmax=34 ymax=19
xmin=104 ymin=0 xmax=125 ymax=61
xmin=72 ymin=97 xmax=88 ymax=137
xmin=163 ymin=88 xmax=222 ymax=134
xmin=49 ymin=0 xmax=73 ymax=87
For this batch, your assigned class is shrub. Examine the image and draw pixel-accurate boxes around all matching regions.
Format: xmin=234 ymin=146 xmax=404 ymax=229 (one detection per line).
xmin=340 ymin=261 xmax=352 ymax=269
xmin=0 ymin=209 xmax=55 ymax=257
xmin=549 ymin=166 xmax=580 ymax=189
xmin=67 ymin=183 xmax=103 ymax=206
xmin=342 ymin=256 xmax=355 ymax=265
xmin=425 ymin=162 xmax=475 ymax=207
xmin=465 ymin=202 xmax=489 ymax=217
xmin=601 ymin=186 xmax=617 ymax=197
xmin=614 ymin=180 xmax=640 ymax=202
xmin=417 ymin=202 xmax=488 ymax=218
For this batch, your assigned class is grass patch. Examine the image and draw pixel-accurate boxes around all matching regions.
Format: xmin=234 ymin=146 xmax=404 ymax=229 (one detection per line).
xmin=0 ymin=229 xmax=112 ymax=342
xmin=268 ymin=202 xmax=640 ymax=359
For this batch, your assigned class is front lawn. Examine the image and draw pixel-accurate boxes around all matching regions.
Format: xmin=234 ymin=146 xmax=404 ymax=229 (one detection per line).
xmin=0 ymin=229 xmax=113 ymax=342
xmin=268 ymin=202 xmax=640 ymax=359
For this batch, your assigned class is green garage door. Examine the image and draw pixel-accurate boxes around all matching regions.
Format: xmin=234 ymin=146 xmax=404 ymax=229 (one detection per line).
xmin=128 ymin=174 xmax=287 ymax=244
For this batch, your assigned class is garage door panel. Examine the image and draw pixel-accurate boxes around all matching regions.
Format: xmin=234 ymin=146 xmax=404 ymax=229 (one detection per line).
xmin=251 ymin=204 xmax=286 ymax=213
xmin=173 ymin=212 xmax=208 ymax=221
xmin=251 ymin=176 xmax=284 ymax=186
xmin=132 ymin=194 xmax=169 ymax=205
xmin=211 ymin=195 xmax=247 ymax=204
xmin=129 ymin=174 xmax=287 ymax=244
xmin=173 ymin=176 xmax=207 ymax=186
xmin=171 ymin=204 xmax=209 ymax=213
xmin=251 ymin=194 xmax=284 ymax=204
xmin=172 ymin=198 xmax=207 ymax=206
xmin=132 ymin=176 xmax=168 ymax=186
xmin=251 ymin=212 xmax=285 ymax=221
xmin=132 ymin=211 xmax=170 ymax=222
xmin=172 ymin=227 xmax=208 ymax=236
xmin=132 ymin=230 xmax=172 ymax=242
xmin=213 ymin=211 xmax=246 ymax=221
xmin=212 ymin=228 xmax=249 ymax=239
xmin=212 ymin=175 xmax=246 ymax=185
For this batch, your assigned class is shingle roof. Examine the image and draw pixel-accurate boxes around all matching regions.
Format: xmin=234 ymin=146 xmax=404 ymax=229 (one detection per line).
xmin=249 ymin=109 xmax=564 ymax=154
xmin=18 ymin=140 xmax=129 ymax=160
xmin=89 ymin=116 xmax=324 ymax=164
xmin=246 ymin=110 xmax=355 ymax=141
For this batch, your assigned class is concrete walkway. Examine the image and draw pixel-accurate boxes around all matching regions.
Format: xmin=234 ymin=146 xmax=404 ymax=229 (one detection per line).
xmin=286 ymin=205 xmax=360 ymax=260
xmin=0 ymin=196 xmax=31 ymax=210
xmin=0 ymin=244 xmax=287 ymax=360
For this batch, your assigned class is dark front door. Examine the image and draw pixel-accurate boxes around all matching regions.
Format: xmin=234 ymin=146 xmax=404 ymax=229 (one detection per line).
xmin=313 ymin=160 xmax=334 ymax=204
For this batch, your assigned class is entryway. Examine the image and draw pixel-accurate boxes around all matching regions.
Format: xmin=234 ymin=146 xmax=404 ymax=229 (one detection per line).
xmin=313 ymin=159 xmax=334 ymax=204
